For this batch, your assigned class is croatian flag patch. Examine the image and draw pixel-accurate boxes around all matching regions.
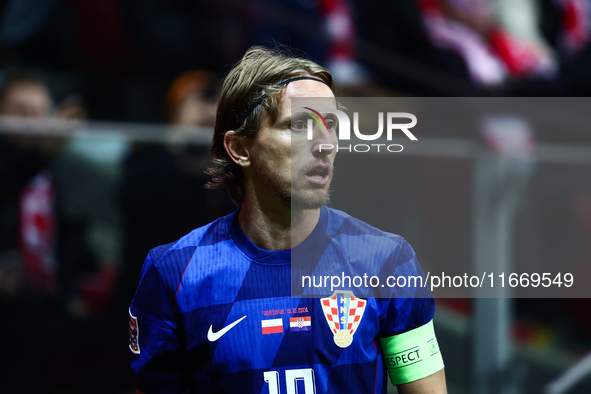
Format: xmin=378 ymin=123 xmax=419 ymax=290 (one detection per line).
xmin=289 ymin=316 xmax=311 ymax=332
xmin=129 ymin=308 xmax=140 ymax=354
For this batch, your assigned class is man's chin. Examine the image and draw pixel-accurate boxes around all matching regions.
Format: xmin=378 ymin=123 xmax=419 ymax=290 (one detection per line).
xmin=291 ymin=190 xmax=331 ymax=210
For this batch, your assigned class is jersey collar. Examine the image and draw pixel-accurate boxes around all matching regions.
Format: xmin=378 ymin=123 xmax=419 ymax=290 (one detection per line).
xmin=225 ymin=206 xmax=329 ymax=264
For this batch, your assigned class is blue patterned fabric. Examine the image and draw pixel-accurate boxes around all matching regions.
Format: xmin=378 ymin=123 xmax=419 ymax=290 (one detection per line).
xmin=130 ymin=207 xmax=434 ymax=393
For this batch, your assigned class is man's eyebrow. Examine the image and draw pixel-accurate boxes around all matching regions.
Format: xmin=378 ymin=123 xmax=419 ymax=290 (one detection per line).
xmin=276 ymin=112 xmax=308 ymax=128
xmin=275 ymin=116 xmax=292 ymax=128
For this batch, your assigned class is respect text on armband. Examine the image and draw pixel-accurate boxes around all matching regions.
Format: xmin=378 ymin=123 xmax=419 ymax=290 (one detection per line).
xmin=385 ymin=347 xmax=422 ymax=369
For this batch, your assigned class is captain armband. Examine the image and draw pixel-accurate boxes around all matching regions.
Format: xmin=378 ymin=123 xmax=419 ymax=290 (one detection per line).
xmin=379 ymin=319 xmax=444 ymax=385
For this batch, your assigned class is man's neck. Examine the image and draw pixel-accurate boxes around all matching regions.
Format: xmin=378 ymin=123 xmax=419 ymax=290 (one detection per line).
xmin=237 ymin=199 xmax=320 ymax=251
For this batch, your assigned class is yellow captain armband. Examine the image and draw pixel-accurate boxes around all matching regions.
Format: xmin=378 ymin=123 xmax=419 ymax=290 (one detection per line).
xmin=379 ymin=320 xmax=444 ymax=385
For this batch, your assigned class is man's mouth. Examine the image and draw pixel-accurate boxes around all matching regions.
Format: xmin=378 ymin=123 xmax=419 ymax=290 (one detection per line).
xmin=305 ymin=165 xmax=330 ymax=185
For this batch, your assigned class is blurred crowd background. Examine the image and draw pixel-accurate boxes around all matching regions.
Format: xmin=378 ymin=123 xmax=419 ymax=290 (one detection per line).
xmin=1 ymin=0 xmax=591 ymax=393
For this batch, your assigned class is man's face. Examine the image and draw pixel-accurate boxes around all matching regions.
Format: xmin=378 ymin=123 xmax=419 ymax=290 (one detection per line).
xmin=172 ymin=89 xmax=218 ymax=127
xmin=248 ymin=79 xmax=338 ymax=209
xmin=0 ymin=82 xmax=51 ymax=118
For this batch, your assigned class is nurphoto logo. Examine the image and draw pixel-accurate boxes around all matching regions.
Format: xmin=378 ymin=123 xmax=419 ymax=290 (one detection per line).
xmin=303 ymin=107 xmax=418 ymax=153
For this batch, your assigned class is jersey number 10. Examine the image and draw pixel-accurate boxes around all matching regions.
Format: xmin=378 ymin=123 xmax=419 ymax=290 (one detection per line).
xmin=264 ymin=368 xmax=317 ymax=394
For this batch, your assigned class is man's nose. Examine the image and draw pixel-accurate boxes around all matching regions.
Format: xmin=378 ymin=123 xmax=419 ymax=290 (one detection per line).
xmin=311 ymin=123 xmax=335 ymax=157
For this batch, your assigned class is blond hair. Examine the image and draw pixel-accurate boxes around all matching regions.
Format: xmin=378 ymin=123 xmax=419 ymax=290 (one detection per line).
xmin=206 ymin=46 xmax=334 ymax=204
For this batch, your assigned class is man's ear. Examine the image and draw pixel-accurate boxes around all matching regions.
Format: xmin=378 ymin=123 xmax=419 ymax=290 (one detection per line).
xmin=224 ymin=130 xmax=251 ymax=167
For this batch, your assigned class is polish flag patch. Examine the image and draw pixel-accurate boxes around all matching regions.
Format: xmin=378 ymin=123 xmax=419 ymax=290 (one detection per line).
xmin=261 ymin=318 xmax=283 ymax=334
xmin=289 ymin=316 xmax=311 ymax=332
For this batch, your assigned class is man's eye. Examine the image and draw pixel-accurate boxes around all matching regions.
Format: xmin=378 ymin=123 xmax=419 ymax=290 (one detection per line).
xmin=326 ymin=119 xmax=336 ymax=131
xmin=291 ymin=120 xmax=306 ymax=131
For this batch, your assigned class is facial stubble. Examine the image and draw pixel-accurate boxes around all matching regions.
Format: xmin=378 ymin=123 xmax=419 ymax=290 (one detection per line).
xmin=253 ymin=155 xmax=333 ymax=210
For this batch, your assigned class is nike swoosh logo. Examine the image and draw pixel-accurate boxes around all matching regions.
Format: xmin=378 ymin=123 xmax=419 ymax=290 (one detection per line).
xmin=207 ymin=315 xmax=247 ymax=342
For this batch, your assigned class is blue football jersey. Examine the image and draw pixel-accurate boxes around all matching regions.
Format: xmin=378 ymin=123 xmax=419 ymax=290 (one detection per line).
xmin=129 ymin=207 xmax=435 ymax=394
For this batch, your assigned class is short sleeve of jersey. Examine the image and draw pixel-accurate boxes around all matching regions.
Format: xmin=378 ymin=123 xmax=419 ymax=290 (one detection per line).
xmin=129 ymin=250 xmax=188 ymax=394
xmin=377 ymin=239 xmax=443 ymax=385
xmin=379 ymin=239 xmax=435 ymax=337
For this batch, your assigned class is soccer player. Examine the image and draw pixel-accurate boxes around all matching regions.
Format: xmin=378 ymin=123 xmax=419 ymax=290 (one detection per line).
xmin=129 ymin=46 xmax=446 ymax=393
